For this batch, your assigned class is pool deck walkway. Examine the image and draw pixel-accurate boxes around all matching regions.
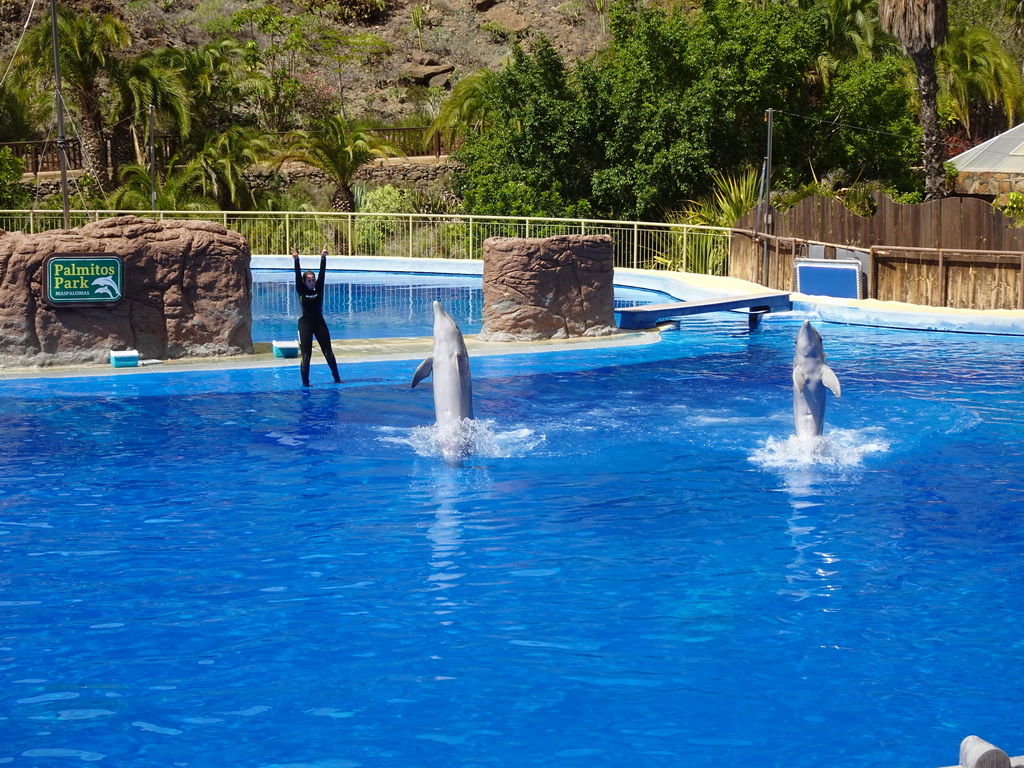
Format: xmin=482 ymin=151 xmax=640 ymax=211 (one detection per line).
xmin=0 ymin=329 xmax=661 ymax=380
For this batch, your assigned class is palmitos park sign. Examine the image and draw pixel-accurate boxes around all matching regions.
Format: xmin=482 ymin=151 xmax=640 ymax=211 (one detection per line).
xmin=43 ymin=253 xmax=124 ymax=307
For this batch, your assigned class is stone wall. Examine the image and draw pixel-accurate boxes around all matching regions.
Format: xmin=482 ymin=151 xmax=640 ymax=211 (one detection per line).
xmin=956 ymin=171 xmax=1023 ymax=201
xmin=24 ymin=159 xmax=460 ymax=203
xmin=0 ymin=215 xmax=252 ymax=367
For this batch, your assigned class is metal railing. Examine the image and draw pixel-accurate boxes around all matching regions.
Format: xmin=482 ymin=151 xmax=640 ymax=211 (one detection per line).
xmin=0 ymin=210 xmax=732 ymax=274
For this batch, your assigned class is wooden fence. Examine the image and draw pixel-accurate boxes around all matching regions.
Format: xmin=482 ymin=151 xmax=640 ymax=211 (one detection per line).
xmin=3 ymin=138 xmax=84 ymax=175
xmin=732 ymin=194 xmax=1024 ymax=310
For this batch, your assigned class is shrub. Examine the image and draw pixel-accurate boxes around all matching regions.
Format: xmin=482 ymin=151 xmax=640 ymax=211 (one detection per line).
xmin=355 ymin=184 xmax=412 ymax=253
xmin=996 ymin=191 xmax=1024 ymax=226
xmin=0 ymin=147 xmax=28 ymax=209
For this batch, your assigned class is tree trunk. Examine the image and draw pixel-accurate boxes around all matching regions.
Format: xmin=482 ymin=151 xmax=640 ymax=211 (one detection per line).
xmin=912 ymin=48 xmax=946 ymax=201
xmin=109 ymin=115 xmax=136 ymax=183
xmin=331 ymin=184 xmax=354 ymax=212
xmin=75 ymin=92 xmax=110 ymax=190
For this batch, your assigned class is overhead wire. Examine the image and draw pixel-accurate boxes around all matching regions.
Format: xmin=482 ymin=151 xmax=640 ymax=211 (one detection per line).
xmin=773 ymin=109 xmax=915 ymax=141
xmin=0 ymin=0 xmax=39 ymax=89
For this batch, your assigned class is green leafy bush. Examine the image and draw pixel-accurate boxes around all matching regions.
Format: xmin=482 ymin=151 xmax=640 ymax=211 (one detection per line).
xmin=355 ymin=184 xmax=412 ymax=253
xmin=996 ymin=191 xmax=1024 ymax=226
xmin=0 ymin=147 xmax=29 ymax=209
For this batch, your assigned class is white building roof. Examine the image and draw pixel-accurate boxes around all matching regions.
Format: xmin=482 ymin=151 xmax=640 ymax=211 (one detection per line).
xmin=949 ymin=123 xmax=1024 ymax=174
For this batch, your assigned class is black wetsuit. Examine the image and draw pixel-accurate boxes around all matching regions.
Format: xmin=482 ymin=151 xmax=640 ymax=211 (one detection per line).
xmin=295 ymin=253 xmax=341 ymax=386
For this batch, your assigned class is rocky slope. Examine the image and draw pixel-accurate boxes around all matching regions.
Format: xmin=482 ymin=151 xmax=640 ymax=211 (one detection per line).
xmin=2 ymin=0 xmax=611 ymax=123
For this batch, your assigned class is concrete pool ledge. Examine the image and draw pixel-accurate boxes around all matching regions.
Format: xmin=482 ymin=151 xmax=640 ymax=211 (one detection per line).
xmin=0 ymin=329 xmax=661 ymax=380
xmin=613 ymin=268 xmax=1024 ymax=336
xmin=792 ymin=293 xmax=1024 ymax=335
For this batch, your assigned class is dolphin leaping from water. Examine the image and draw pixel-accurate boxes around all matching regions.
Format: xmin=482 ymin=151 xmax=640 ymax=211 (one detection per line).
xmin=412 ymin=302 xmax=474 ymax=459
xmin=792 ymin=320 xmax=840 ymax=437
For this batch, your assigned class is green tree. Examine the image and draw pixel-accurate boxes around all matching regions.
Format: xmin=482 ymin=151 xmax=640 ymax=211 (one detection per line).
xmin=936 ymin=25 xmax=1024 ymax=137
xmin=231 ymin=3 xmax=327 ymax=132
xmin=107 ymin=157 xmax=217 ymax=211
xmin=879 ymin=0 xmax=949 ymax=199
xmin=0 ymin=82 xmax=38 ymax=143
xmin=193 ymin=125 xmax=273 ymax=210
xmin=428 ymin=68 xmax=499 ymax=147
xmin=592 ymin=0 xmax=823 ymax=219
xmin=0 ymin=147 xmax=29 ymax=209
xmin=809 ymin=55 xmax=921 ymax=192
xmin=18 ymin=7 xmax=132 ymax=187
xmin=806 ymin=0 xmax=894 ymax=91
xmin=453 ymin=38 xmax=603 ymax=217
xmin=107 ymin=49 xmax=192 ymax=180
xmin=276 ymin=115 xmax=403 ymax=211
xmin=162 ymin=38 xmax=270 ymax=148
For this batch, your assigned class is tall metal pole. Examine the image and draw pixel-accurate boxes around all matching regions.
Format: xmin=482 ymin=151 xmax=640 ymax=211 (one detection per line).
xmin=49 ymin=0 xmax=70 ymax=228
xmin=761 ymin=108 xmax=774 ymax=285
xmin=148 ymin=103 xmax=156 ymax=211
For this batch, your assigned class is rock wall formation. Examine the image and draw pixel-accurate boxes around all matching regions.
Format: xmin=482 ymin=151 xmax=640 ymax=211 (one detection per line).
xmin=479 ymin=234 xmax=618 ymax=341
xmin=0 ymin=215 xmax=252 ymax=367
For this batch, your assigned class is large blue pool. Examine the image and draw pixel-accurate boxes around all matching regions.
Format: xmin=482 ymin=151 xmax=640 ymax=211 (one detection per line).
xmin=1 ymin=276 xmax=1022 ymax=767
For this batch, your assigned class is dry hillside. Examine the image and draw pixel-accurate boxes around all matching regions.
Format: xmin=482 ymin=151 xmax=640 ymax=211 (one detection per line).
xmin=1 ymin=0 xmax=611 ymax=123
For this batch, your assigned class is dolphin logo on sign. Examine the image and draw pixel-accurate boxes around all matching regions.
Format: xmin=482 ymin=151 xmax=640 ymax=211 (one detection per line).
xmin=91 ymin=275 xmax=121 ymax=300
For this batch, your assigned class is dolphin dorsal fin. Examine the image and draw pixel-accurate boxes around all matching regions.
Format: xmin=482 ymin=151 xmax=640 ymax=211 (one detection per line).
xmin=412 ymin=357 xmax=433 ymax=388
xmin=793 ymin=367 xmax=807 ymax=390
xmin=821 ymin=365 xmax=841 ymax=397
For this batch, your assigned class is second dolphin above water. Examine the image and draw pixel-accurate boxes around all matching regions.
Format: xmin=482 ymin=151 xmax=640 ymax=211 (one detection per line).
xmin=412 ymin=301 xmax=474 ymax=459
xmin=792 ymin=320 xmax=841 ymax=437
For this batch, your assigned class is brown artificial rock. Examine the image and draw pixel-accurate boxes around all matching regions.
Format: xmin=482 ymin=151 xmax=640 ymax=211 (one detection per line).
xmin=478 ymin=234 xmax=617 ymax=342
xmin=0 ymin=215 xmax=252 ymax=367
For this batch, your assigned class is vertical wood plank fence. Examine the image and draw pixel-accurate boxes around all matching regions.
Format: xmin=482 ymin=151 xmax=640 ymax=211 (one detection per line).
xmin=732 ymin=194 xmax=1024 ymax=311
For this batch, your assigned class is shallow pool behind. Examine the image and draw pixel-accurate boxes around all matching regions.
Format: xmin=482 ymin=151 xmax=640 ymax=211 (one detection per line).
xmin=250 ymin=270 xmax=667 ymax=341
xmin=1 ymin=314 xmax=1022 ymax=767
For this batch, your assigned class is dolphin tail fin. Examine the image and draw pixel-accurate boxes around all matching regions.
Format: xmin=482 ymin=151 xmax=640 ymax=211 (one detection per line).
xmin=412 ymin=357 xmax=433 ymax=388
xmin=821 ymin=365 xmax=841 ymax=397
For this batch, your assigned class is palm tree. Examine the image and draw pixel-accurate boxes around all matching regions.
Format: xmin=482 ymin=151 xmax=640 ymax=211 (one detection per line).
xmin=158 ymin=39 xmax=270 ymax=163
xmin=936 ymin=25 xmax=1024 ymax=137
xmin=0 ymin=82 xmax=38 ymax=142
xmin=193 ymin=125 xmax=273 ymax=210
xmin=878 ymin=0 xmax=948 ymax=199
xmin=18 ymin=7 xmax=132 ymax=187
xmin=427 ymin=68 xmax=499 ymax=149
xmin=163 ymin=39 xmax=269 ymax=135
xmin=808 ymin=0 xmax=894 ymax=92
xmin=659 ymin=168 xmax=762 ymax=274
xmin=107 ymin=50 xmax=192 ymax=180
xmin=107 ymin=156 xmax=217 ymax=211
xmin=277 ymin=115 xmax=403 ymax=211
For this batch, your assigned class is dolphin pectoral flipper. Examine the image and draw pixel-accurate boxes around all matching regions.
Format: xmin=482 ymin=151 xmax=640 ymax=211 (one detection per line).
xmin=793 ymin=367 xmax=807 ymax=390
xmin=821 ymin=365 xmax=841 ymax=397
xmin=412 ymin=357 xmax=433 ymax=388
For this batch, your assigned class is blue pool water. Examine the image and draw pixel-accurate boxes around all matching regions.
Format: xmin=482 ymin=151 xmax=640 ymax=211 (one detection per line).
xmin=1 ymin=300 xmax=1023 ymax=766
xmin=250 ymin=270 xmax=666 ymax=341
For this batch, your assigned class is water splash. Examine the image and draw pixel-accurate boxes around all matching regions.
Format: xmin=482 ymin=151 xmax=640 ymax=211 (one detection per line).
xmin=750 ymin=428 xmax=890 ymax=469
xmin=380 ymin=419 xmax=546 ymax=460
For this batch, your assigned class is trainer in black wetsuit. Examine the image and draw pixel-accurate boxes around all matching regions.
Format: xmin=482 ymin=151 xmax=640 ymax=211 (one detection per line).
xmin=293 ymin=247 xmax=341 ymax=387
